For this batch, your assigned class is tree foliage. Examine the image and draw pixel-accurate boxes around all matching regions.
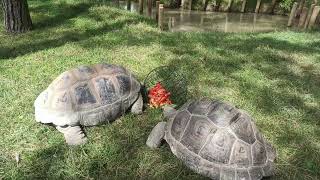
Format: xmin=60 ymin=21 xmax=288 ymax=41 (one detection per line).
xmin=159 ymin=0 xmax=319 ymax=13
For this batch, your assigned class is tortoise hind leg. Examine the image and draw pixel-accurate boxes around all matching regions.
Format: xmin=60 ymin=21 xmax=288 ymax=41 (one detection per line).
xmin=56 ymin=125 xmax=87 ymax=145
xmin=146 ymin=122 xmax=166 ymax=149
xmin=131 ymin=93 xmax=143 ymax=115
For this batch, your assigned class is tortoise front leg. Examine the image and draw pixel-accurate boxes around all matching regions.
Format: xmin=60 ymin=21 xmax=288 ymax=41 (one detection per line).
xmin=146 ymin=122 xmax=166 ymax=149
xmin=56 ymin=125 xmax=87 ymax=145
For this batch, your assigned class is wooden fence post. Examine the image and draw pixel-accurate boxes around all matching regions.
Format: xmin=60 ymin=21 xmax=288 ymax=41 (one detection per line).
xmin=298 ymin=7 xmax=308 ymax=27
xmin=287 ymin=2 xmax=298 ymax=27
xmin=296 ymin=0 xmax=305 ymax=17
xmin=253 ymin=13 xmax=257 ymax=30
xmin=203 ymin=0 xmax=209 ymax=11
xmin=308 ymin=6 xmax=320 ymax=28
xmin=304 ymin=4 xmax=315 ymax=29
xmin=270 ymin=0 xmax=277 ymax=14
xmin=224 ymin=13 xmax=229 ymax=32
xmin=255 ymin=0 xmax=262 ymax=13
xmin=241 ymin=0 xmax=247 ymax=13
xmin=188 ymin=0 xmax=192 ymax=10
xmin=226 ymin=0 xmax=233 ymax=12
xmin=115 ymin=0 xmax=120 ymax=7
xmin=139 ymin=0 xmax=144 ymax=14
xmin=127 ymin=0 xmax=131 ymax=11
xmin=158 ymin=4 xmax=164 ymax=30
xmin=182 ymin=0 xmax=192 ymax=10
xmin=156 ymin=1 xmax=160 ymax=21
xmin=148 ymin=0 xmax=152 ymax=17
xmin=168 ymin=17 xmax=175 ymax=31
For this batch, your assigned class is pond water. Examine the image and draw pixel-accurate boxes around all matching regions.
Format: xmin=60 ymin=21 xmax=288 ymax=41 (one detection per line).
xmin=117 ymin=1 xmax=289 ymax=33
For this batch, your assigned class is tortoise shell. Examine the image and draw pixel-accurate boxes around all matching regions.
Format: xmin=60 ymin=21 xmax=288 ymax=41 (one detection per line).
xmin=34 ymin=64 xmax=140 ymax=126
xmin=165 ymin=99 xmax=276 ymax=180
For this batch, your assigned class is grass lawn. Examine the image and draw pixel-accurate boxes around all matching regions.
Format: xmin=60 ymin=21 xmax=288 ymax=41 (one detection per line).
xmin=0 ymin=0 xmax=320 ymax=179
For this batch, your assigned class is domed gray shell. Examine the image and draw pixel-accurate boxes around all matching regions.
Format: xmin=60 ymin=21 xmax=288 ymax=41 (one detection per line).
xmin=165 ymin=99 xmax=276 ymax=180
xmin=34 ymin=64 xmax=140 ymax=126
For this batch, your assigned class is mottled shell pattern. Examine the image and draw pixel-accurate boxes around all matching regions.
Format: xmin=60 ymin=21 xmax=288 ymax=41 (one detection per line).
xmin=165 ymin=99 xmax=276 ymax=180
xmin=34 ymin=64 xmax=140 ymax=126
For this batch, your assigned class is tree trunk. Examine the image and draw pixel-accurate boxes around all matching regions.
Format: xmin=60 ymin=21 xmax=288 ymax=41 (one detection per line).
xmin=295 ymin=0 xmax=305 ymax=18
xmin=270 ymin=0 xmax=277 ymax=14
xmin=202 ymin=0 xmax=209 ymax=11
xmin=1 ymin=0 xmax=32 ymax=33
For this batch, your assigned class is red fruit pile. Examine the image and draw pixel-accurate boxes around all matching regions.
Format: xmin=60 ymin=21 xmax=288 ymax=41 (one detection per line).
xmin=148 ymin=82 xmax=172 ymax=108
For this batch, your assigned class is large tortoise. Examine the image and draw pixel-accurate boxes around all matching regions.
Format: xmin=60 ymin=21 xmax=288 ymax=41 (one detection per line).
xmin=35 ymin=63 xmax=143 ymax=145
xmin=146 ymin=99 xmax=276 ymax=180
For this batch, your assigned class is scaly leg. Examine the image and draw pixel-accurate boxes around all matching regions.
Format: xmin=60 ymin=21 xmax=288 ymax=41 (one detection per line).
xmin=146 ymin=122 xmax=166 ymax=149
xmin=56 ymin=125 xmax=87 ymax=145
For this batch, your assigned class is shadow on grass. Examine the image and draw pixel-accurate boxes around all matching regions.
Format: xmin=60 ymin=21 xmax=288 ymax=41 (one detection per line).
xmin=83 ymin=113 xmax=207 ymax=179
xmin=20 ymin=143 xmax=67 ymax=179
xmin=18 ymin=112 xmax=207 ymax=179
xmin=30 ymin=2 xmax=92 ymax=30
xmin=0 ymin=1 xmax=154 ymax=60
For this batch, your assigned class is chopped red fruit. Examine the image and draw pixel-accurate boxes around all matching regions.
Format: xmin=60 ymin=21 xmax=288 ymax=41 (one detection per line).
xmin=148 ymin=82 xmax=172 ymax=108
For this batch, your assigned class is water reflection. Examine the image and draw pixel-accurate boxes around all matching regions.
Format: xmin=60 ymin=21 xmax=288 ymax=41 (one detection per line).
xmin=166 ymin=10 xmax=288 ymax=32
xmin=117 ymin=1 xmax=288 ymax=33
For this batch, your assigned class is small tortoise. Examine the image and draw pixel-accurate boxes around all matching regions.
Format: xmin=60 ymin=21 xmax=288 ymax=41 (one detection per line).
xmin=35 ymin=64 xmax=143 ymax=145
xmin=146 ymin=99 xmax=276 ymax=180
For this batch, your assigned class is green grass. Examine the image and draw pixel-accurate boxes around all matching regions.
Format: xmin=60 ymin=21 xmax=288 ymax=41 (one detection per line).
xmin=0 ymin=0 xmax=320 ymax=179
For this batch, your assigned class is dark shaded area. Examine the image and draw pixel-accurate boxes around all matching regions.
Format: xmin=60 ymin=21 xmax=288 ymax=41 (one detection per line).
xmin=20 ymin=143 xmax=67 ymax=179
xmin=0 ymin=1 xmax=153 ymax=60
xmin=14 ymin=115 xmax=207 ymax=179
xmin=30 ymin=2 xmax=91 ymax=30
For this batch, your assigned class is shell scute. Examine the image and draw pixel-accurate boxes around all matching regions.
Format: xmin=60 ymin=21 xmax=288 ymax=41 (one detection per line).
xmin=180 ymin=116 xmax=215 ymax=154
xmin=74 ymin=83 xmax=97 ymax=106
xmin=50 ymin=91 xmax=73 ymax=111
xmin=73 ymin=65 xmax=97 ymax=81
xmin=249 ymin=167 xmax=264 ymax=180
xmin=50 ymin=71 xmax=77 ymax=90
xmin=104 ymin=100 xmax=122 ymax=122
xmin=171 ymin=110 xmax=190 ymax=140
xmin=262 ymin=161 xmax=275 ymax=176
xmin=80 ymin=109 xmax=105 ymax=126
xmin=187 ymin=99 xmax=213 ymax=115
xmin=230 ymin=113 xmax=256 ymax=144
xmin=252 ymin=141 xmax=267 ymax=165
xmin=94 ymin=77 xmax=118 ymax=104
xmin=116 ymin=75 xmax=131 ymax=97
xmin=199 ymin=129 xmax=235 ymax=164
xmin=220 ymin=167 xmax=236 ymax=180
xmin=236 ymin=169 xmax=250 ymax=180
xmin=229 ymin=140 xmax=252 ymax=167
xmin=98 ymin=64 xmax=127 ymax=75
xmin=207 ymin=101 xmax=240 ymax=127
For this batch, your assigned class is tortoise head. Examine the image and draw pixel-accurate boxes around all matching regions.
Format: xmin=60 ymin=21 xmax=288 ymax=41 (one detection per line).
xmin=162 ymin=105 xmax=177 ymax=119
